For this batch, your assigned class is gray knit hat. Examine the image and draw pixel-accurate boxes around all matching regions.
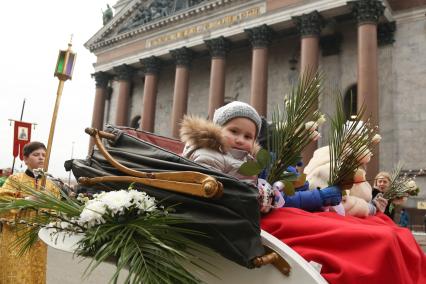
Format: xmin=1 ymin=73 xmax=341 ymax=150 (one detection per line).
xmin=213 ymin=101 xmax=262 ymax=136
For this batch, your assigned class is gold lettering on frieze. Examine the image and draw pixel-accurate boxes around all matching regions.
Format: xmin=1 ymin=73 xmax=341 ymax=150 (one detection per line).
xmin=147 ymin=6 xmax=263 ymax=48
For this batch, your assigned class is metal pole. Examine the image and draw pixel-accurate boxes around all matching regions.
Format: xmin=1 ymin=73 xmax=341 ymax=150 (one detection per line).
xmin=11 ymin=99 xmax=26 ymax=174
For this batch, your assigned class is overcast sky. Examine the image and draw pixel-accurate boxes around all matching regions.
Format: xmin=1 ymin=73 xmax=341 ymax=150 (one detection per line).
xmin=0 ymin=1 xmax=111 ymax=178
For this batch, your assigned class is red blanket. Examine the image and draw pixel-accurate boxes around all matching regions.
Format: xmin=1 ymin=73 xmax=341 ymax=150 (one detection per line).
xmin=261 ymin=208 xmax=426 ymax=284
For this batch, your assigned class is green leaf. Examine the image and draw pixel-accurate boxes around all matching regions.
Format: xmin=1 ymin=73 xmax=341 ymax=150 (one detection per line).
xmin=279 ymin=172 xmax=298 ymax=182
xmin=293 ymin=173 xmax=307 ymax=188
xmin=238 ymin=161 xmax=262 ymax=176
xmin=283 ymin=181 xmax=295 ymax=196
xmin=256 ymin=148 xmax=270 ymax=169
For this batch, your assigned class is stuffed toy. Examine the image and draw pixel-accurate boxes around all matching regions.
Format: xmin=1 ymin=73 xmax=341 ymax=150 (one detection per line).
xmin=304 ymin=146 xmax=373 ymax=217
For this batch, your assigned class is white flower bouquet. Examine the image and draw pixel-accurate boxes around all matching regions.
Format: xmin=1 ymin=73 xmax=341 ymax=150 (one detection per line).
xmin=0 ymin=182 xmax=211 ymax=284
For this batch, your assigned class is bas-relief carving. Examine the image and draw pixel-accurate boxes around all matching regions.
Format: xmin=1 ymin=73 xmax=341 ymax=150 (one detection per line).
xmin=119 ymin=0 xmax=207 ymax=33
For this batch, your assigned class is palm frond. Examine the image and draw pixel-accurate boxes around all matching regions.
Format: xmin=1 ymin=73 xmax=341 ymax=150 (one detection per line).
xmin=267 ymin=69 xmax=324 ymax=184
xmin=0 ymin=181 xmax=213 ymax=284
xmin=328 ymin=93 xmax=378 ymax=187
xmin=383 ymin=162 xmax=421 ymax=200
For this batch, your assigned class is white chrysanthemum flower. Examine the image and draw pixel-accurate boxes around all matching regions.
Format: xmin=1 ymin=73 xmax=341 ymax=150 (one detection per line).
xmin=127 ymin=190 xmax=146 ymax=203
xmin=139 ymin=196 xmax=156 ymax=212
xmin=93 ymin=191 xmax=107 ymax=199
xmin=79 ymin=200 xmax=107 ymax=227
xmin=99 ymin=190 xmax=133 ymax=215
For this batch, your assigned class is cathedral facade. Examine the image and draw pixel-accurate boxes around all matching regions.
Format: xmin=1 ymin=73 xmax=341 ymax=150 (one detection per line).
xmin=85 ymin=0 xmax=426 ymax=227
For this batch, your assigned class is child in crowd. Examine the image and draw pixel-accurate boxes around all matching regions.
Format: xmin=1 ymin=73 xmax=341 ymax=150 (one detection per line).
xmin=0 ymin=141 xmax=60 ymax=283
xmin=180 ymin=101 xmax=341 ymax=213
xmin=180 ymin=101 xmax=261 ymax=185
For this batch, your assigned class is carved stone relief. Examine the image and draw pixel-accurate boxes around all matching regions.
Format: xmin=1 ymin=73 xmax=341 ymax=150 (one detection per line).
xmin=119 ymin=0 xmax=207 ymax=33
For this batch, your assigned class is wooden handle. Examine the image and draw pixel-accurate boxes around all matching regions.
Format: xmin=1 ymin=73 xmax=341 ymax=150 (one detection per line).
xmin=78 ymin=175 xmax=223 ymax=199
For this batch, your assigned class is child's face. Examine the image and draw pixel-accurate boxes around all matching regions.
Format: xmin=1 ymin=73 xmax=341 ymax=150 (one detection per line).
xmin=222 ymin=117 xmax=256 ymax=153
xmin=24 ymin=148 xmax=46 ymax=170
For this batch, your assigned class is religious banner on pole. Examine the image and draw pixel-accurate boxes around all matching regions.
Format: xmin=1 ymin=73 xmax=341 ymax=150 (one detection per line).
xmin=13 ymin=121 xmax=32 ymax=160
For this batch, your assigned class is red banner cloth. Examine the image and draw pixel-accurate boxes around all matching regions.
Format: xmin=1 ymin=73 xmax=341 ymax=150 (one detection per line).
xmin=261 ymin=208 xmax=426 ymax=284
xmin=13 ymin=121 xmax=32 ymax=160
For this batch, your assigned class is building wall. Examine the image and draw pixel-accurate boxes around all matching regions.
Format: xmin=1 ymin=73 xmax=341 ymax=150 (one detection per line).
xmin=103 ymin=5 xmax=426 ymax=213
xmin=129 ymin=78 xmax=144 ymax=125
xmin=155 ymin=64 xmax=175 ymax=136
xmin=391 ymin=14 xmax=426 ymax=206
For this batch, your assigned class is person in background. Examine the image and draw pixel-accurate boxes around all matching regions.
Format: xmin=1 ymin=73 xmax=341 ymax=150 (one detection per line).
xmin=399 ymin=208 xmax=409 ymax=228
xmin=373 ymin=171 xmax=407 ymax=220
xmin=0 ymin=141 xmax=60 ymax=284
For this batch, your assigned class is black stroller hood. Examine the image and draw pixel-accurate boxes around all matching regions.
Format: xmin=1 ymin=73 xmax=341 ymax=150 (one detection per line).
xmin=68 ymin=126 xmax=265 ymax=268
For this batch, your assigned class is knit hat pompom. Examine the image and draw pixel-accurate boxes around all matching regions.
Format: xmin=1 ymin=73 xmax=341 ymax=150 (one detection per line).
xmin=213 ymin=101 xmax=262 ymax=137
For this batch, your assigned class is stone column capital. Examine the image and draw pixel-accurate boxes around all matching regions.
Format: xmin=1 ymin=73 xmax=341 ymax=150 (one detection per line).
xmin=170 ymin=47 xmax=193 ymax=67
xmin=292 ymin=11 xmax=324 ymax=37
xmin=113 ymin=64 xmax=136 ymax=80
xmin=245 ymin=24 xmax=273 ymax=48
xmin=205 ymin=36 xmax=231 ymax=58
xmin=349 ymin=0 xmax=385 ymax=25
xmin=140 ymin=56 xmax=162 ymax=75
xmin=92 ymin=71 xmax=111 ymax=88
xmin=378 ymin=21 xmax=396 ymax=46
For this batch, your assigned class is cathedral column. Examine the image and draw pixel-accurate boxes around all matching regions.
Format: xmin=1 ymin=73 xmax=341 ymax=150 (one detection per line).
xmin=293 ymin=11 xmax=323 ymax=167
xmin=293 ymin=11 xmax=323 ymax=73
xmin=89 ymin=71 xmax=111 ymax=151
xmin=140 ymin=56 xmax=161 ymax=132
xmin=113 ymin=64 xmax=134 ymax=126
xmin=245 ymin=25 xmax=273 ymax=117
xmin=170 ymin=47 xmax=193 ymax=138
xmin=351 ymin=0 xmax=385 ymax=179
xmin=205 ymin=37 xmax=230 ymax=119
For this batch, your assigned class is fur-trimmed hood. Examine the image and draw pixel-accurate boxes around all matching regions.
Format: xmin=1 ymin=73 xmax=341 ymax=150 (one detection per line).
xmin=180 ymin=115 xmax=230 ymax=154
xmin=179 ymin=116 xmax=258 ymax=184
xmin=180 ymin=115 xmax=260 ymax=156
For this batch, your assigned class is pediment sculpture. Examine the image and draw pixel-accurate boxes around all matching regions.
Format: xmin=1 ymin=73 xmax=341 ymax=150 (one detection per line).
xmin=119 ymin=0 xmax=207 ymax=33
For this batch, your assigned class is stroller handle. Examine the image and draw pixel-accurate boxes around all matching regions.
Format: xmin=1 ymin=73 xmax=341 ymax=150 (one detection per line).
xmin=82 ymin=128 xmax=223 ymax=199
